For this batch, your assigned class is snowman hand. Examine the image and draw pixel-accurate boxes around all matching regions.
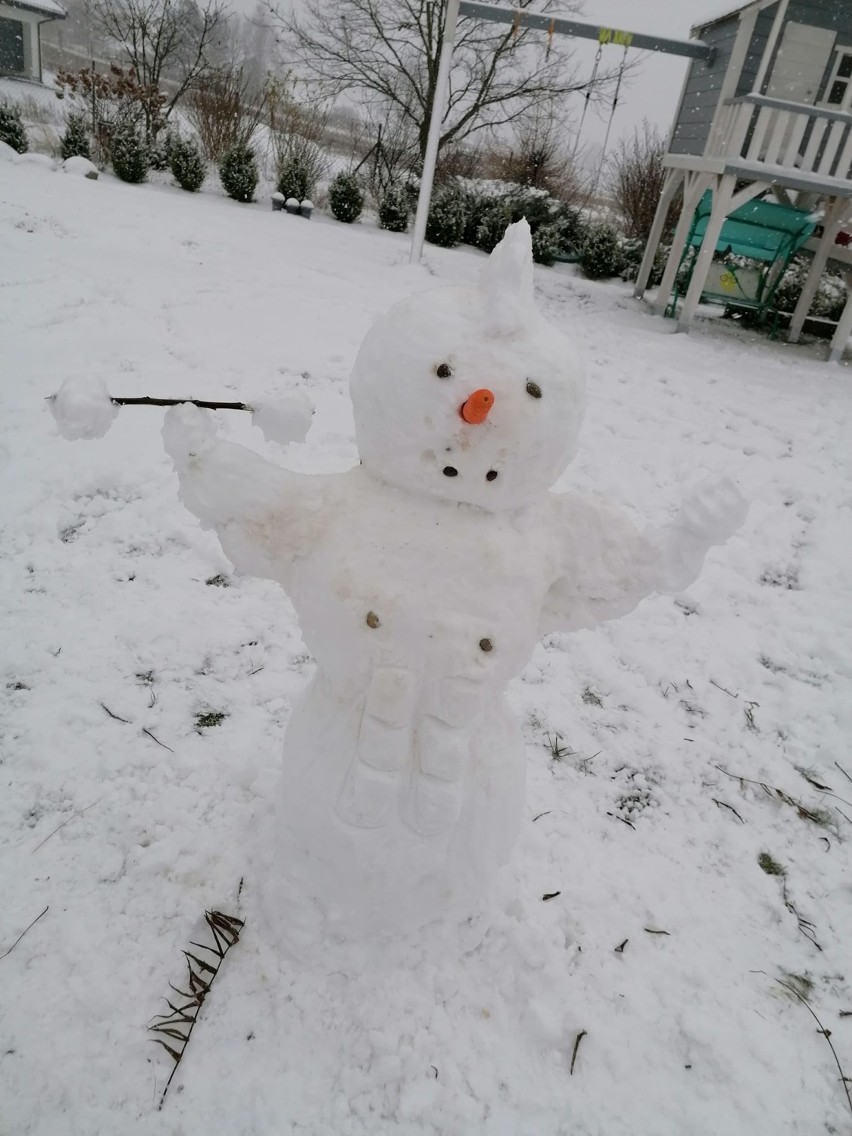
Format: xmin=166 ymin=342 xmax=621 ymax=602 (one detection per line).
xmin=162 ymin=403 xmax=219 ymax=470
xmin=657 ymin=477 xmax=748 ymax=592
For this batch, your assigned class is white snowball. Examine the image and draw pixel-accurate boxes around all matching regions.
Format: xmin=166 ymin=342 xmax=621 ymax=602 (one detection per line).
xmin=62 ymin=156 xmax=99 ymax=180
xmin=49 ymin=376 xmax=119 ymax=440
xmin=251 ymin=393 xmax=313 ymax=446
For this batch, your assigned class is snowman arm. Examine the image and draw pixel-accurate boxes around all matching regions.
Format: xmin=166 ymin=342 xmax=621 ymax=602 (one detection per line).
xmin=163 ymin=404 xmax=323 ymax=584
xmin=539 ymin=481 xmax=746 ymax=634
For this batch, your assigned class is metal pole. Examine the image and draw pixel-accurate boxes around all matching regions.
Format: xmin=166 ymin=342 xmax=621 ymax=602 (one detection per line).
xmin=409 ymin=0 xmax=462 ymax=264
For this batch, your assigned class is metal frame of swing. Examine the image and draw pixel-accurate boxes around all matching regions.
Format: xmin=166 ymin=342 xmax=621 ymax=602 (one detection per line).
xmin=409 ymin=1 xmax=715 ymax=264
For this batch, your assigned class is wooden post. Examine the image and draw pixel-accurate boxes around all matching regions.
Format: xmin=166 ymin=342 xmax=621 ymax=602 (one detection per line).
xmin=788 ymin=197 xmax=850 ymax=343
xmin=409 ymin=0 xmax=461 ymax=264
xmin=653 ymin=170 xmax=713 ymax=316
xmin=633 ymin=168 xmax=683 ymax=298
xmin=828 ymin=274 xmax=852 ymax=362
xmin=677 ymin=173 xmax=736 ymax=330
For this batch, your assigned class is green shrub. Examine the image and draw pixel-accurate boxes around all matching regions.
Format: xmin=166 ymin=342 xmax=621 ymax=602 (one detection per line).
xmin=328 ymin=171 xmax=364 ymax=223
xmin=276 ymin=154 xmax=312 ymax=202
xmin=378 ymin=182 xmax=409 ymax=232
xmin=531 ymin=223 xmax=565 ymax=267
xmin=474 ymin=203 xmax=512 ymax=253
xmin=147 ymin=131 xmax=174 ymax=171
xmin=0 ymin=102 xmax=28 ymax=154
xmin=775 ymin=255 xmax=848 ymax=320
xmin=580 ymin=221 xmax=622 ymax=280
xmin=425 ymin=183 xmax=467 ymax=248
xmin=110 ymin=126 xmax=147 ymax=183
xmin=618 ymin=236 xmax=669 ymax=287
xmin=219 ymin=142 xmax=257 ymax=203
xmin=60 ymin=111 xmax=90 ymax=161
xmin=170 ymin=136 xmax=206 ymax=192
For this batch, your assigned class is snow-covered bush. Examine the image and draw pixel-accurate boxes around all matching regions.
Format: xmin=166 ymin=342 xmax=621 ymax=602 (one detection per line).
xmin=110 ymin=126 xmax=147 ymax=183
xmin=0 ymin=103 xmax=28 ymax=154
xmin=378 ymin=183 xmax=409 ymax=232
xmin=580 ymin=221 xmax=622 ymax=280
xmin=531 ymin=223 xmax=565 ymax=267
xmin=60 ymin=112 xmax=90 ymax=162
xmin=147 ymin=131 xmax=174 ymax=171
xmin=426 ymin=183 xmax=467 ymax=247
xmin=219 ymin=143 xmax=258 ymax=203
xmin=328 ymin=172 xmax=364 ymax=223
xmin=276 ymin=153 xmax=313 ymax=203
xmin=170 ymin=137 xmax=206 ymax=192
xmin=775 ymin=255 xmax=849 ymax=321
xmin=618 ymin=236 xmax=668 ymax=287
xmin=474 ymin=203 xmax=512 ymax=253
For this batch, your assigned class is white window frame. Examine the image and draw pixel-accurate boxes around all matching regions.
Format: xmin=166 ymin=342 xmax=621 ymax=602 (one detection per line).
xmin=822 ymin=45 xmax=852 ymax=110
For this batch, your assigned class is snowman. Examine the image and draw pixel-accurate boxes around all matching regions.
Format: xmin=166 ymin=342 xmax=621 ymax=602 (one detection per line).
xmin=162 ymin=221 xmax=746 ymax=940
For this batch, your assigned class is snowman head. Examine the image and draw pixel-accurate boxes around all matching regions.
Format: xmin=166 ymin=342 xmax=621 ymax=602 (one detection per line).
xmin=350 ymin=220 xmax=586 ymax=512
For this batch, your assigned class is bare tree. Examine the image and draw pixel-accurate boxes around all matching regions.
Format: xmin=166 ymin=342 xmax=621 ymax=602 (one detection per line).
xmin=188 ymin=65 xmax=269 ymax=160
xmin=608 ymin=120 xmax=676 ymax=241
xmin=494 ymin=102 xmax=583 ymax=200
xmin=276 ymin=0 xmax=625 ymax=163
xmin=85 ymin=0 xmax=228 ymax=134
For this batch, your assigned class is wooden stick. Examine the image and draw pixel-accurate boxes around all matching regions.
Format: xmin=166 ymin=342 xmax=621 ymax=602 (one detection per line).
xmin=110 ymin=397 xmax=251 ymax=411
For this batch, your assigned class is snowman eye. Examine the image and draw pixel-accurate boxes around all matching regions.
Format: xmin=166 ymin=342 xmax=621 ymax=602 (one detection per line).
xmin=526 ymin=380 xmax=542 ymax=399
xmin=435 ymin=363 xmax=453 ymax=379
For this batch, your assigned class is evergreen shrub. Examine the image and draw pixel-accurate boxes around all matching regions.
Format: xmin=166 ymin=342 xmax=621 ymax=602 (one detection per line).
xmin=60 ymin=111 xmax=91 ymax=161
xmin=111 ymin=126 xmax=147 ymax=183
xmin=0 ymin=103 xmax=28 ymax=154
xmin=170 ymin=137 xmax=206 ymax=192
xmin=219 ymin=142 xmax=257 ymax=202
xmin=328 ymin=171 xmax=364 ymax=223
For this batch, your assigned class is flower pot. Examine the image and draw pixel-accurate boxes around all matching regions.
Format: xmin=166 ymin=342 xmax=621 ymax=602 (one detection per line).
xmin=271 ymin=192 xmax=285 ymax=212
xmin=300 ymin=199 xmax=314 ymax=220
xmin=285 ymin=197 xmax=300 ymax=215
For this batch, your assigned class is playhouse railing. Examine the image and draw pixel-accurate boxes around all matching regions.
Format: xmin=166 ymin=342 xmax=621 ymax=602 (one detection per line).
xmin=707 ymin=94 xmax=852 ymax=182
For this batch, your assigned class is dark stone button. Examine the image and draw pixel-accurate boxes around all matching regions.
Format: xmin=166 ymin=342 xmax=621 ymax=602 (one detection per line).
xmin=479 ymin=638 xmax=493 ymax=652
xmin=366 ymin=611 xmax=380 ymax=629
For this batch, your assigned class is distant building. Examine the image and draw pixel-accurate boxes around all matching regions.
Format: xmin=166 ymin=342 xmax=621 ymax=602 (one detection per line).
xmin=0 ymin=0 xmax=66 ymax=84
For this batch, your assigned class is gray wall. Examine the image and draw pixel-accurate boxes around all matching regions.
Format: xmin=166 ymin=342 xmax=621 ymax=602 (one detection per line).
xmin=669 ymin=16 xmax=738 ymax=156
xmin=736 ymin=4 xmax=779 ymax=95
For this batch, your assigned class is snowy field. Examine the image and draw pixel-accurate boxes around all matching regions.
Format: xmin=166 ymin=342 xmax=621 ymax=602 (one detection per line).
xmin=2 ymin=154 xmax=852 ymax=1136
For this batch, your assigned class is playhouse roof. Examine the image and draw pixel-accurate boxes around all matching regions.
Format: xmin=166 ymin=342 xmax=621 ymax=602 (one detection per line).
xmin=5 ymin=0 xmax=66 ymax=17
xmin=691 ymin=0 xmax=756 ymax=33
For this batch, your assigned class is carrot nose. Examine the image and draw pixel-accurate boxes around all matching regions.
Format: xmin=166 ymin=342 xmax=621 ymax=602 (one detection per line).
xmin=460 ymin=388 xmax=494 ymax=424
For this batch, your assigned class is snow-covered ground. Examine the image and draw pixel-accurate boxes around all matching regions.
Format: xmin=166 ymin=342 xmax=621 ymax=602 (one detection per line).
xmin=2 ymin=156 xmax=851 ymax=1136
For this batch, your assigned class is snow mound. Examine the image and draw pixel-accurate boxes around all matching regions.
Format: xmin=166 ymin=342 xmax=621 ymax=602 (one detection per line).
xmin=49 ymin=376 xmax=118 ymax=440
xmin=251 ymin=393 xmax=313 ymax=446
xmin=62 ymin=156 xmax=98 ymax=180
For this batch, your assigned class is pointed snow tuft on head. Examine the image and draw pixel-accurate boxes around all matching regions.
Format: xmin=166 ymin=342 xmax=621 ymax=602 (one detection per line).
xmin=480 ymin=219 xmax=535 ymax=337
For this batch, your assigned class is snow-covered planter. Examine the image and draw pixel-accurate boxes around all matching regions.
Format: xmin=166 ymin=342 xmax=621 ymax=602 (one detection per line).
xmin=299 ymin=199 xmax=313 ymax=219
xmin=285 ymin=197 xmax=300 ymax=215
xmin=271 ymin=191 xmax=285 ymax=212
